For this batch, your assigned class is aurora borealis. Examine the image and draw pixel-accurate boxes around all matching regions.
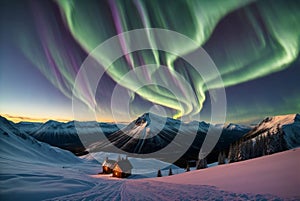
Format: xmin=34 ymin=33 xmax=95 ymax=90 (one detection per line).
xmin=0 ymin=0 xmax=299 ymax=123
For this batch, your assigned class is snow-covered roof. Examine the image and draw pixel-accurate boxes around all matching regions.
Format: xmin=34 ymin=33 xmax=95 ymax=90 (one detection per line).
xmin=102 ymin=159 xmax=117 ymax=169
xmin=113 ymin=159 xmax=133 ymax=173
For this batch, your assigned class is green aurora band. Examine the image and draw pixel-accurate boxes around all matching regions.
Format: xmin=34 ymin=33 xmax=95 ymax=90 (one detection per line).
xmin=16 ymin=0 xmax=300 ymax=121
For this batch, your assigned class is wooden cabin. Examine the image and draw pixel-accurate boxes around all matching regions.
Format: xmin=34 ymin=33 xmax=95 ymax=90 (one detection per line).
xmin=102 ymin=157 xmax=116 ymax=174
xmin=112 ymin=159 xmax=133 ymax=178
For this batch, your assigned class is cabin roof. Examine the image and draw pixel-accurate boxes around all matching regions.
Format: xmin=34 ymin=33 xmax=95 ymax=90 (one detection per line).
xmin=113 ymin=159 xmax=133 ymax=172
xmin=102 ymin=159 xmax=117 ymax=169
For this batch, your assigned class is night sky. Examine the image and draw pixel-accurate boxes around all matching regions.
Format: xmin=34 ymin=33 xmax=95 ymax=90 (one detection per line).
xmin=0 ymin=0 xmax=299 ymax=124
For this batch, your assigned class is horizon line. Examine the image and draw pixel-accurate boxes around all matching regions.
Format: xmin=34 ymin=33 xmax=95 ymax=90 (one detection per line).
xmin=2 ymin=113 xmax=296 ymax=125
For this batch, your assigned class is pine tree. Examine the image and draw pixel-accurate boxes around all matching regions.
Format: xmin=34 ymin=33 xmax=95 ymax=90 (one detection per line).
xmin=168 ymin=168 xmax=173 ymax=176
xmin=277 ymin=125 xmax=288 ymax=152
xmin=218 ymin=151 xmax=222 ymax=164
xmin=245 ymin=140 xmax=251 ymax=160
xmin=228 ymin=144 xmax=233 ymax=163
xmin=240 ymin=141 xmax=247 ymax=161
xmin=249 ymin=140 xmax=254 ymax=159
xmin=222 ymin=152 xmax=227 ymax=163
xmin=266 ymin=131 xmax=271 ymax=155
xmin=267 ymin=131 xmax=277 ymax=155
xmin=197 ymin=158 xmax=207 ymax=169
xmin=186 ymin=163 xmax=190 ymax=172
xmin=236 ymin=140 xmax=242 ymax=162
xmin=218 ymin=151 xmax=225 ymax=165
xmin=253 ymin=137 xmax=259 ymax=158
xmin=280 ymin=129 xmax=288 ymax=151
xmin=257 ymin=135 xmax=262 ymax=157
xmin=157 ymin=169 xmax=162 ymax=177
xmin=233 ymin=141 xmax=239 ymax=162
xmin=232 ymin=142 xmax=237 ymax=163
xmin=231 ymin=142 xmax=236 ymax=163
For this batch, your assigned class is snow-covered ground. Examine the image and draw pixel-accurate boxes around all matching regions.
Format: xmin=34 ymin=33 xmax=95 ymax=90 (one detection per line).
xmin=1 ymin=115 xmax=299 ymax=200
xmin=81 ymin=152 xmax=184 ymax=178
xmin=152 ymin=148 xmax=300 ymax=198
xmin=46 ymin=149 xmax=299 ymax=201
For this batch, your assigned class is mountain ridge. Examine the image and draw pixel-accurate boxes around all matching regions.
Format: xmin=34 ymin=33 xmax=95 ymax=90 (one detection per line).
xmin=2 ymin=113 xmax=298 ymax=167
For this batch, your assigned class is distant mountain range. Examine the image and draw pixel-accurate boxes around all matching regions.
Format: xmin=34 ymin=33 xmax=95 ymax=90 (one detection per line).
xmin=14 ymin=120 xmax=123 ymax=155
xmin=5 ymin=113 xmax=251 ymax=167
xmin=3 ymin=113 xmax=299 ymax=167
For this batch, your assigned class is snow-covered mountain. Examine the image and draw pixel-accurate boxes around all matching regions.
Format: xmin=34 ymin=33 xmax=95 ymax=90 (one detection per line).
xmin=224 ymin=123 xmax=253 ymax=131
xmin=243 ymin=113 xmax=300 ymax=148
xmin=0 ymin=116 xmax=102 ymax=200
xmin=30 ymin=120 xmax=122 ymax=155
xmin=282 ymin=114 xmax=300 ymax=148
xmin=0 ymin=116 xmax=81 ymax=164
xmin=88 ymin=112 xmax=250 ymax=167
xmin=14 ymin=113 xmax=250 ymax=166
xmin=228 ymin=114 xmax=300 ymax=162
xmin=0 ymin=115 xmax=182 ymax=175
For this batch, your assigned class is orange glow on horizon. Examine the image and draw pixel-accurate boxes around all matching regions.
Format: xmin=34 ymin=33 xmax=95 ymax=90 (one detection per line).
xmin=1 ymin=113 xmax=130 ymax=123
xmin=1 ymin=114 xmax=71 ymax=123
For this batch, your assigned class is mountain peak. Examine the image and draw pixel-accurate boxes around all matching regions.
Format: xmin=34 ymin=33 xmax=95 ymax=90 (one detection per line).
xmin=0 ymin=115 xmax=15 ymax=127
xmin=134 ymin=112 xmax=174 ymax=127
xmin=43 ymin=120 xmax=61 ymax=128
xmin=295 ymin=113 xmax=300 ymax=121
xmin=45 ymin=119 xmax=59 ymax=124
xmin=266 ymin=114 xmax=296 ymax=124
xmin=135 ymin=113 xmax=151 ymax=127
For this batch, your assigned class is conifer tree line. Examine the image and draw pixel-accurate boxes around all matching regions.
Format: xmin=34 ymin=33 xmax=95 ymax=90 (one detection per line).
xmin=228 ymin=127 xmax=287 ymax=163
xmin=156 ymin=168 xmax=174 ymax=177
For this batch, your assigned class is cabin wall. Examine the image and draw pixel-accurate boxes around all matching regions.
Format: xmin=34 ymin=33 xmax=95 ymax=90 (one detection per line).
xmin=113 ymin=170 xmax=131 ymax=178
xmin=102 ymin=166 xmax=113 ymax=174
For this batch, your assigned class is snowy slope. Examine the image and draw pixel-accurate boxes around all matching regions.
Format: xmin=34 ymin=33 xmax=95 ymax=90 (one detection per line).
xmin=0 ymin=116 xmax=101 ymax=201
xmin=0 ymin=116 xmax=82 ymax=164
xmin=43 ymin=149 xmax=300 ymax=201
xmin=151 ymin=148 xmax=300 ymax=199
